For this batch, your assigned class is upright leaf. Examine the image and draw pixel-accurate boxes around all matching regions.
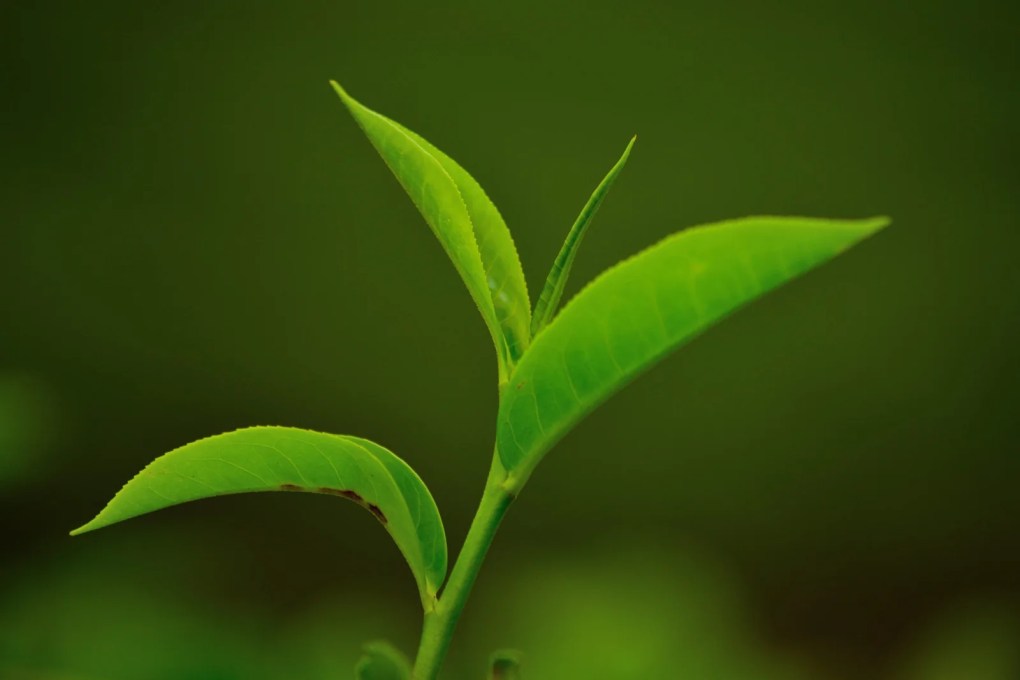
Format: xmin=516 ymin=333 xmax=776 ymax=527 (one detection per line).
xmin=497 ymin=216 xmax=889 ymax=482
xmin=71 ymin=426 xmax=447 ymax=605
xmin=332 ymin=82 xmax=529 ymax=375
xmin=392 ymin=120 xmax=532 ymax=362
xmin=531 ymin=137 xmax=636 ymax=337
xmin=356 ymin=641 xmax=412 ymax=680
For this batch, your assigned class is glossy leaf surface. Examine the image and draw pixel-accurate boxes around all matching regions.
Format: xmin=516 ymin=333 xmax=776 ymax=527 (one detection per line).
xmin=355 ymin=641 xmax=412 ymax=680
xmin=72 ymin=426 xmax=447 ymax=603
xmin=531 ymin=136 xmax=635 ymax=337
xmin=391 ymin=120 xmax=532 ymax=362
xmin=332 ymin=82 xmax=528 ymax=373
xmin=497 ymin=216 xmax=889 ymax=481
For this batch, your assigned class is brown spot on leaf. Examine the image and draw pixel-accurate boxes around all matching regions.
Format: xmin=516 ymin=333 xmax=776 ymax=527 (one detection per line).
xmin=317 ymin=487 xmax=363 ymax=503
xmin=516 ymin=381 xmax=525 ymax=390
xmin=315 ymin=487 xmax=386 ymax=523
xmin=279 ymin=483 xmax=303 ymax=492
xmin=368 ymin=504 xmax=387 ymax=524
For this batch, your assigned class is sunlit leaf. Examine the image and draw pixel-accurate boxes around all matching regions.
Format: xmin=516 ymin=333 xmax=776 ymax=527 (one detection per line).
xmin=391 ymin=120 xmax=532 ymax=363
xmin=332 ymin=81 xmax=528 ymax=376
xmin=71 ymin=426 xmax=447 ymax=604
xmin=355 ymin=640 xmax=412 ymax=680
xmin=531 ymin=137 xmax=635 ymax=337
xmin=497 ymin=216 xmax=889 ymax=481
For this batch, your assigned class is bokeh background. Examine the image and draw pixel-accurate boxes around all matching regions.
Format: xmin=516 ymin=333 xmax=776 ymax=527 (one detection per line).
xmin=3 ymin=1 xmax=1018 ymax=678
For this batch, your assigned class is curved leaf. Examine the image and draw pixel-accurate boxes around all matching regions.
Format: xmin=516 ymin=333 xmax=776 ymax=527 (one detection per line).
xmin=331 ymin=81 xmax=524 ymax=377
xmin=497 ymin=216 xmax=889 ymax=481
xmin=355 ymin=640 xmax=412 ymax=680
xmin=391 ymin=120 xmax=532 ymax=363
xmin=531 ymin=136 xmax=635 ymax=337
xmin=71 ymin=426 xmax=447 ymax=605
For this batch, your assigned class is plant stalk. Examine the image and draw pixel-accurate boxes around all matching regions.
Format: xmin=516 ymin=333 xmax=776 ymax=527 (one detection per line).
xmin=412 ymin=455 xmax=515 ymax=679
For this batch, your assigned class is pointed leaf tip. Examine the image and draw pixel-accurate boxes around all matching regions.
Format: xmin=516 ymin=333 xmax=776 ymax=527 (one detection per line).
xmin=329 ymin=82 xmax=531 ymax=374
xmin=329 ymin=79 xmax=347 ymax=97
xmin=501 ymin=215 xmax=891 ymax=481
xmin=531 ymin=136 xmax=636 ymax=336
xmin=864 ymin=215 xmax=892 ymax=233
xmin=68 ymin=427 xmax=448 ymax=607
xmin=830 ymin=215 xmax=890 ymax=250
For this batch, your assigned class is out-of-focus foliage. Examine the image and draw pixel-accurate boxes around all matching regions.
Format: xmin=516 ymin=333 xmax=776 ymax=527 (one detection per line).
xmin=0 ymin=533 xmax=417 ymax=680
xmin=462 ymin=544 xmax=813 ymax=680
xmin=894 ymin=601 xmax=1020 ymax=680
xmin=0 ymin=540 xmax=268 ymax=680
xmin=354 ymin=641 xmax=413 ymax=680
xmin=3 ymin=537 xmax=1018 ymax=679
xmin=488 ymin=650 xmax=523 ymax=680
xmin=0 ymin=373 xmax=58 ymax=488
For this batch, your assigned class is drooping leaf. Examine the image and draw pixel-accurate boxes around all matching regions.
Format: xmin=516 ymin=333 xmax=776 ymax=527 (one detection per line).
xmin=71 ymin=426 xmax=447 ymax=605
xmin=332 ymin=81 xmax=527 ymax=376
xmin=355 ymin=640 xmax=412 ymax=680
xmin=391 ymin=120 xmax=532 ymax=363
xmin=531 ymin=136 xmax=636 ymax=337
xmin=489 ymin=649 xmax=523 ymax=679
xmin=497 ymin=216 xmax=889 ymax=481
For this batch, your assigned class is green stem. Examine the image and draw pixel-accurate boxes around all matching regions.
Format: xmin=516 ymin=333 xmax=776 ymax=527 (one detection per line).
xmin=412 ymin=456 xmax=515 ymax=679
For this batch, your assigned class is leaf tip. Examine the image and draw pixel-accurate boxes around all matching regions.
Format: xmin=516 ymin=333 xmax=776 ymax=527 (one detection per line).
xmin=868 ymin=215 xmax=892 ymax=231
xmin=620 ymin=135 xmax=636 ymax=161
xmin=70 ymin=512 xmax=108 ymax=536
xmin=824 ymin=215 xmax=891 ymax=251
xmin=852 ymin=215 xmax=891 ymax=241
xmin=330 ymin=80 xmax=357 ymax=109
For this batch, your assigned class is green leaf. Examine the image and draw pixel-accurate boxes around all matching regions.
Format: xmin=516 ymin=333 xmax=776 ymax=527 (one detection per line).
xmin=489 ymin=649 xmax=523 ymax=679
xmin=497 ymin=216 xmax=889 ymax=482
xmin=71 ymin=426 xmax=447 ymax=605
xmin=355 ymin=640 xmax=412 ymax=680
xmin=390 ymin=119 xmax=532 ymax=363
xmin=332 ymin=81 xmax=529 ymax=375
xmin=531 ymin=136 xmax=635 ymax=337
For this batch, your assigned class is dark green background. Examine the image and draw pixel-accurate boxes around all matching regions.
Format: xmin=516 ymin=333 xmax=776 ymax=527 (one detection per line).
xmin=2 ymin=1 xmax=1018 ymax=678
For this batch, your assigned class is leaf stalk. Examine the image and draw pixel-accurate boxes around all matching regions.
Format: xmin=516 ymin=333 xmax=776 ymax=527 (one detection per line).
xmin=412 ymin=454 xmax=515 ymax=679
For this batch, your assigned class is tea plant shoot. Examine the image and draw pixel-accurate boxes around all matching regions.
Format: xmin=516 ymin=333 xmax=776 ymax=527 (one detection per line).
xmin=72 ymin=82 xmax=888 ymax=679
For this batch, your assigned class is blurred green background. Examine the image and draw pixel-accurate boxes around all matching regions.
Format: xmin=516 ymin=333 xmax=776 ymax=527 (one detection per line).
xmin=2 ymin=1 xmax=1018 ymax=678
